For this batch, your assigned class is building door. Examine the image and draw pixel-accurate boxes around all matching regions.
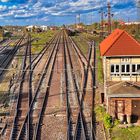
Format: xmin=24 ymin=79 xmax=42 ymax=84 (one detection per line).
xmin=116 ymin=101 xmax=124 ymax=113
xmin=132 ymin=100 xmax=140 ymax=123
xmin=116 ymin=100 xmax=125 ymax=120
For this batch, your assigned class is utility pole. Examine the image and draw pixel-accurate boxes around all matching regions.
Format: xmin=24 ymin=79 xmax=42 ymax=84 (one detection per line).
xmin=137 ymin=0 xmax=140 ymax=21
xmin=75 ymin=15 xmax=77 ymax=29
xmin=99 ymin=8 xmax=104 ymax=38
xmin=77 ymin=14 xmax=80 ymax=25
xmin=128 ymin=17 xmax=130 ymax=23
xmin=137 ymin=0 xmax=140 ymax=32
xmin=91 ymin=12 xmax=93 ymax=25
xmin=107 ymin=2 xmax=113 ymax=35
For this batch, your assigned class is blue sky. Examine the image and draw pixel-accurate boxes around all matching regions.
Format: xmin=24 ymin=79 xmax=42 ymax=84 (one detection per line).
xmin=0 ymin=0 xmax=138 ymax=26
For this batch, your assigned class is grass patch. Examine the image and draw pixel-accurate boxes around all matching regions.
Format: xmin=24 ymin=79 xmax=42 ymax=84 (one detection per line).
xmin=31 ymin=45 xmax=44 ymax=54
xmin=95 ymin=106 xmax=140 ymax=140
xmin=111 ymin=126 xmax=140 ymax=140
xmin=71 ymin=32 xmax=102 ymax=56
xmin=95 ymin=105 xmax=105 ymax=122
xmin=31 ymin=30 xmax=57 ymax=53
xmin=96 ymin=47 xmax=103 ymax=83
xmin=72 ymin=32 xmax=103 ymax=83
xmin=0 ymin=82 xmax=9 ymax=92
xmin=94 ymin=105 xmax=140 ymax=140
xmin=95 ymin=105 xmax=112 ymax=128
xmin=81 ymin=32 xmax=103 ymax=43
xmin=9 ymin=42 xmax=16 ymax=47
xmin=72 ymin=34 xmax=89 ymax=55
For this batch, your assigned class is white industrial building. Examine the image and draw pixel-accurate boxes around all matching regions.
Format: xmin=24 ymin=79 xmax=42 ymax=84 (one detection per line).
xmin=125 ymin=22 xmax=140 ymax=25
xmin=26 ymin=25 xmax=48 ymax=32
xmin=40 ymin=25 xmax=48 ymax=31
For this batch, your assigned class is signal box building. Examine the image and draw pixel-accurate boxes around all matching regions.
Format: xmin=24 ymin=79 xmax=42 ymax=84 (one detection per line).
xmin=100 ymin=29 xmax=140 ymax=124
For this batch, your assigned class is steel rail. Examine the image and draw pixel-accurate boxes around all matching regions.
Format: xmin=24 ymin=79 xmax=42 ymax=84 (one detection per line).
xmin=64 ymin=31 xmax=87 ymax=140
xmin=79 ymin=40 xmax=96 ymax=140
xmin=63 ymin=30 xmax=71 ymax=140
xmin=28 ymin=34 xmax=32 ymax=140
xmin=0 ymin=36 xmax=24 ymax=66
xmin=16 ymin=31 xmax=61 ymax=140
xmin=34 ymin=30 xmax=62 ymax=140
xmin=73 ymin=38 xmax=96 ymax=140
xmin=25 ymin=32 xmax=59 ymax=71
xmin=16 ymin=33 xmax=60 ymax=139
xmin=0 ymin=40 xmax=13 ymax=53
xmin=0 ymin=35 xmax=25 ymax=78
xmin=10 ymin=34 xmax=30 ymax=140
xmin=91 ymin=42 xmax=96 ymax=140
xmin=67 ymin=34 xmax=96 ymax=140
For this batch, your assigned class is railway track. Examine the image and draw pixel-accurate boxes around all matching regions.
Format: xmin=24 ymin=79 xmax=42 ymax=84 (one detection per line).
xmin=63 ymin=31 xmax=87 ymax=140
xmin=3 ymin=29 xmax=96 ymax=140
xmin=82 ymin=40 xmax=95 ymax=140
xmin=9 ymin=34 xmax=32 ymax=140
xmin=0 ymin=38 xmax=22 ymax=53
xmin=33 ymin=32 xmax=61 ymax=140
xmin=24 ymin=32 xmax=58 ymax=72
xmin=27 ymin=34 xmax=32 ymax=140
xmin=66 ymin=34 xmax=96 ymax=140
xmin=0 ymin=40 xmax=12 ymax=52
xmin=0 ymin=33 xmax=59 ymax=140
xmin=0 ymin=36 xmax=25 ymax=80
xmin=12 ymin=31 xmax=62 ymax=140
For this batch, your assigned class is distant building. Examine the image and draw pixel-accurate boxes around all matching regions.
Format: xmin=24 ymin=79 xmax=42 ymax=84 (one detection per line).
xmin=40 ymin=25 xmax=48 ymax=31
xmin=50 ymin=26 xmax=57 ymax=30
xmin=4 ymin=26 xmax=24 ymax=32
xmin=76 ymin=24 xmax=84 ymax=29
xmin=100 ymin=29 xmax=140 ymax=125
xmin=118 ymin=20 xmax=125 ymax=25
xmin=4 ymin=30 xmax=12 ymax=38
xmin=26 ymin=25 xmax=37 ymax=32
xmin=125 ymin=22 xmax=140 ymax=25
xmin=26 ymin=25 xmax=47 ymax=32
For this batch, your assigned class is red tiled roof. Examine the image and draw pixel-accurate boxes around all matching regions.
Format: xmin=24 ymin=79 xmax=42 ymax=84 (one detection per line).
xmin=100 ymin=29 xmax=140 ymax=56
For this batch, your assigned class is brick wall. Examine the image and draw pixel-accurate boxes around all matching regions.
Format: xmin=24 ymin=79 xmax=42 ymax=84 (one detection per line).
xmin=108 ymin=98 xmax=140 ymax=119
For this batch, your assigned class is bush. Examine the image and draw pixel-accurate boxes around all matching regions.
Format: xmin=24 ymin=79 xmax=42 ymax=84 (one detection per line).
xmin=103 ymin=113 xmax=112 ymax=129
xmin=95 ymin=105 xmax=106 ymax=121
xmin=114 ymin=119 xmax=120 ymax=126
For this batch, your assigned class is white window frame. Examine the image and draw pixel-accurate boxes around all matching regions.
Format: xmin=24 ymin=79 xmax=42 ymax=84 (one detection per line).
xmin=121 ymin=64 xmax=130 ymax=74
xmin=110 ymin=64 xmax=120 ymax=76
xmin=110 ymin=63 xmax=140 ymax=76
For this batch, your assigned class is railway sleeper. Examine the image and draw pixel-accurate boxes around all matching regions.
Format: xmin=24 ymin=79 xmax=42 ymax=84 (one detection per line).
xmin=85 ymin=122 xmax=92 ymax=140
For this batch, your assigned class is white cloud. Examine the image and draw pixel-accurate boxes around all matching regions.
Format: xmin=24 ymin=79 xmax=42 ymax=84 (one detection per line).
xmin=40 ymin=17 xmax=48 ymax=21
xmin=0 ymin=5 xmax=7 ymax=11
xmin=0 ymin=11 xmax=14 ymax=17
xmin=1 ymin=0 xmax=9 ymax=2
xmin=15 ymin=13 xmax=36 ymax=18
xmin=8 ymin=5 xmax=17 ymax=10
xmin=0 ymin=0 xmax=137 ymax=25
xmin=33 ymin=2 xmax=42 ymax=8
